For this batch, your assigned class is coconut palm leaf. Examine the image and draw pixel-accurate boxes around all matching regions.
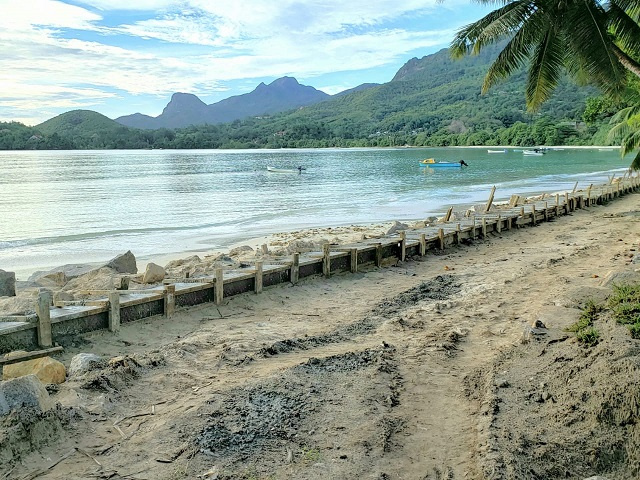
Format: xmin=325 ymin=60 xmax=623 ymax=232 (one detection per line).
xmin=451 ymin=1 xmax=534 ymax=57
xmin=525 ymin=27 xmax=565 ymax=108
xmin=564 ymin=2 xmax=627 ymax=97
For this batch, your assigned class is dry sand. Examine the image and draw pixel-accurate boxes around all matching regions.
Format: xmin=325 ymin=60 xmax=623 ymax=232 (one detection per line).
xmin=2 ymin=190 xmax=640 ymax=480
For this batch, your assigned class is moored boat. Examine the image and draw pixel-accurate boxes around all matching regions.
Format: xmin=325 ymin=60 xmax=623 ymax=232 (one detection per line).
xmin=488 ymin=149 xmax=507 ymax=153
xmin=522 ymin=150 xmax=544 ymax=156
xmin=267 ymin=166 xmax=304 ymax=173
xmin=420 ymin=160 xmax=467 ymax=168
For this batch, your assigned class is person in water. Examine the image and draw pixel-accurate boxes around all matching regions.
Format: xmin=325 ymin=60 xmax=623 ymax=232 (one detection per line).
xmin=298 ymin=166 xmax=303 ymax=173
xmin=459 ymin=160 xmax=469 ymax=166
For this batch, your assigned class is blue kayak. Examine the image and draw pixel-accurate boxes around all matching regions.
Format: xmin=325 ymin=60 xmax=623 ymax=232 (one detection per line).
xmin=420 ymin=161 xmax=463 ymax=168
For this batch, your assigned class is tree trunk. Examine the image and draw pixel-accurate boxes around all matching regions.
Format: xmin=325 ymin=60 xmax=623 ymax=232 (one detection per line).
xmin=612 ymin=44 xmax=640 ymax=78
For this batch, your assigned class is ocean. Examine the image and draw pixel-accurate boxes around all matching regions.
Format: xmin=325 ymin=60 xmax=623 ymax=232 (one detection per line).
xmin=0 ymin=147 xmax=631 ymax=280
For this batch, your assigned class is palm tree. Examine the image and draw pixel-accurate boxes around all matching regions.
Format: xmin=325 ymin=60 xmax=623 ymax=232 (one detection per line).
xmin=451 ymin=0 xmax=640 ymax=111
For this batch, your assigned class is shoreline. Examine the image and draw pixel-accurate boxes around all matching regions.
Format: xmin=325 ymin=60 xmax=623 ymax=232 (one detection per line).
xmin=9 ymin=176 xmax=631 ymax=283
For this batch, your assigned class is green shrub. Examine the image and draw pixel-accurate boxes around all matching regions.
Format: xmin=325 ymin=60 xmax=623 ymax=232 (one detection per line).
xmin=577 ymin=327 xmax=600 ymax=346
xmin=629 ymin=323 xmax=640 ymax=340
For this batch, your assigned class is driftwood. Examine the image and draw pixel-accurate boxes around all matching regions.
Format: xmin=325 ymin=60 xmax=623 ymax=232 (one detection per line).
xmin=0 ymin=346 xmax=63 ymax=366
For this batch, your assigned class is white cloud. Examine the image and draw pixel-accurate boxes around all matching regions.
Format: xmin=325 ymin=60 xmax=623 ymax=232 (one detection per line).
xmin=1 ymin=0 xmax=102 ymax=29
xmin=0 ymin=0 xmax=477 ymax=123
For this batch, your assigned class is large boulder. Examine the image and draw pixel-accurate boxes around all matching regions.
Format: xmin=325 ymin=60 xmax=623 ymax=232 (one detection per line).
xmin=0 ymin=270 xmax=16 ymax=297
xmin=68 ymin=353 xmax=105 ymax=377
xmin=142 ymin=263 xmax=165 ymax=284
xmin=106 ymin=250 xmax=137 ymax=274
xmin=3 ymin=355 xmax=66 ymax=384
xmin=0 ymin=374 xmax=52 ymax=416
xmin=28 ymin=264 xmax=96 ymax=283
xmin=600 ymin=270 xmax=640 ymax=288
xmin=386 ymin=221 xmax=409 ymax=235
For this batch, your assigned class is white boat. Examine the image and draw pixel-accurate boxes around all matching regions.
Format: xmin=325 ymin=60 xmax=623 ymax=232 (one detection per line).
xmin=267 ymin=166 xmax=304 ymax=173
xmin=487 ymin=149 xmax=507 ymax=153
xmin=523 ymin=150 xmax=544 ymax=156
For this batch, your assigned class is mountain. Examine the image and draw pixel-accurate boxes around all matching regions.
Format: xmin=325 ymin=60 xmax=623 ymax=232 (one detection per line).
xmin=334 ymin=83 xmax=379 ymax=97
xmin=37 ymin=109 xmax=127 ymax=136
xmin=116 ymin=76 xmax=330 ymax=129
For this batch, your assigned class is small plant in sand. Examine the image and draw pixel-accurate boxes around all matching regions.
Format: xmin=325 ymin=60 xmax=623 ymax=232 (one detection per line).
xmin=566 ymin=299 xmax=601 ymax=346
xmin=608 ymin=283 xmax=640 ymax=338
xmin=300 ymin=446 xmax=321 ymax=463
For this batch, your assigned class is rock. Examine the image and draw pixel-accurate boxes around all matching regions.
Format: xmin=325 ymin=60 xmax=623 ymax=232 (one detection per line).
xmin=386 ymin=221 xmax=409 ymax=235
xmin=0 ymin=374 xmax=52 ymax=416
xmin=53 ymin=291 xmax=74 ymax=304
xmin=28 ymin=264 xmax=96 ymax=283
xmin=229 ymin=246 xmax=254 ymax=257
xmin=0 ymin=270 xmax=16 ymax=297
xmin=106 ymin=250 xmax=137 ymax=274
xmin=68 ymin=353 xmax=105 ymax=377
xmin=3 ymin=355 xmax=66 ymax=384
xmin=600 ymin=270 xmax=640 ymax=288
xmin=142 ymin=263 xmax=165 ymax=284
xmin=583 ymin=477 xmax=609 ymax=480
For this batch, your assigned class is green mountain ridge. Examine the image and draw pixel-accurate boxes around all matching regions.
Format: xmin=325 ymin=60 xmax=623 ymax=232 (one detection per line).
xmin=0 ymin=43 xmax=608 ymax=150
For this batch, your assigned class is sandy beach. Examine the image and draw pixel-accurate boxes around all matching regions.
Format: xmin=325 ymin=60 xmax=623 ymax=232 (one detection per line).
xmin=1 ymin=184 xmax=639 ymax=479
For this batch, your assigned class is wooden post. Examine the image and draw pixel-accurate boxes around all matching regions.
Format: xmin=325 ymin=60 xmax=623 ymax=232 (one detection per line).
xmin=108 ymin=291 xmax=121 ymax=332
xmin=471 ymin=216 xmax=476 ymax=238
xmin=531 ymin=204 xmax=537 ymax=225
xmin=587 ymin=184 xmax=592 ymax=207
xmin=163 ymin=284 xmax=175 ymax=318
xmin=35 ymin=291 xmax=52 ymax=348
xmin=254 ymin=261 xmax=263 ymax=294
xmin=399 ymin=231 xmax=406 ymax=262
xmin=481 ymin=218 xmax=487 ymax=238
xmin=444 ymin=206 xmax=454 ymax=222
xmin=291 ymin=253 xmax=300 ymax=284
xmin=455 ymin=223 xmax=461 ymax=244
xmin=438 ymin=228 xmax=445 ymax=250
xmin=350 ymin=248 xmax=358 ymax=273
xmin=543 ymin=202 xmax=548 ymax=222
xmin=375 ymin=243 xmax=383 ymax=267
xmin=484 ymin=186 xmax=496 ymax=213
xmin=323 ymin=243 xmax=331 ymax=278
xmin=496 ymin=215 xmax=502 ymax=233
xmin=572 ymin=181 xmax=578 ymax=194
xmin=507 ymin=213 xmax=512 ymax=230
xmin=419 ymin=234 xmax=426 ymax=256
xmin=215 ymin=268 xmax=224 ymax=305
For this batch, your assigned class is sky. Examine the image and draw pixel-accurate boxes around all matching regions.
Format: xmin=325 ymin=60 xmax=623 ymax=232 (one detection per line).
xmin=0 ymin=0 xmax=494 ymax=126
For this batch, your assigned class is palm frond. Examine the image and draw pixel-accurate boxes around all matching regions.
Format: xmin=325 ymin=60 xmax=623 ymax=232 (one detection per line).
xmin=525 ymin=26 xmax=565 ymax=109
xmin=607 ymin=3 xmax=640 ymax=54
xmin=621 ymin=129 xmax=640 ymax=155
xmin=610 ymin=0 xmax=640 ymax=22
xmin=564 ymin=2 xmax=627 ymax=96
xmin=481 ymin=14 xmax=548 ymax=92
xmin=630 ymin=150 xmax=640 ymax=170
xmin=451 ymin=0 xmax=534 ymax=58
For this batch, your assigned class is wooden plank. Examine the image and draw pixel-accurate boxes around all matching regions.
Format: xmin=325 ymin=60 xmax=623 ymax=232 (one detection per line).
xmin=419 ymin=233 xmax=426 ymax=256
xmin=109 ymin=291 xmax=121 ymax=332
xmin=163 ymin=284 xmax=175 ymax=318
xmin=215 ymin=268 xmax=224 ymax=305
xmin=323 ymin=243 xmax=331 ymax=277
xmin=444 ymin=206 xmax=454 ymax=222
xmin=399 ymin=231 xmax=406 ymax=261
xmin=350 ymin=248 xmax=358 ymax=273
xmin=375 ymin=243 xmax=383 ymax=267
xmin=255 ymin=261 xmax=263 ymax=293
xmin=35 ymin=291 xmax=52 ymax=348
xmin=484 ymin=186 xmax=496 ymax=213
xmin=291 ymin=253 xmax=300 ymax=284
xmin=438 ymin=228 xmax=445 ymax=250
xmin=481 ymin=217 xmax=487 ymax=238
xmin=0 ymin=346 xmax=64 ymax=366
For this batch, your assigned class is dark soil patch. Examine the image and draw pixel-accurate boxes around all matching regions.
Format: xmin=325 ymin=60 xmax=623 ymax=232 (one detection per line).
xmin=258 ymin=275 xmax=461 ymax=357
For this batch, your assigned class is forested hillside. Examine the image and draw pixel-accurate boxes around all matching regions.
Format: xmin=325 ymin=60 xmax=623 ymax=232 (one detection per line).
xmin=0 ymin=43 xmax=613 ymax=150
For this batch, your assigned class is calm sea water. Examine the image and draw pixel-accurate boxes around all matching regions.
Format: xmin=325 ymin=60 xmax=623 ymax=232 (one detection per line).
xmin=0 ymin=147 xmax=631 ymax=279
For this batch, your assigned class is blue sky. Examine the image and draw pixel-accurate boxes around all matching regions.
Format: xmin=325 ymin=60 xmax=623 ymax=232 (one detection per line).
xmin=1 ymin=0 xmax=494 ymax=125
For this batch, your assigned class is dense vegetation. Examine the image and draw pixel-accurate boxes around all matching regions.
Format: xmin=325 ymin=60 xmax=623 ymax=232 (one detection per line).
xmin=0 ymin=43 xmax=618 ymax=151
